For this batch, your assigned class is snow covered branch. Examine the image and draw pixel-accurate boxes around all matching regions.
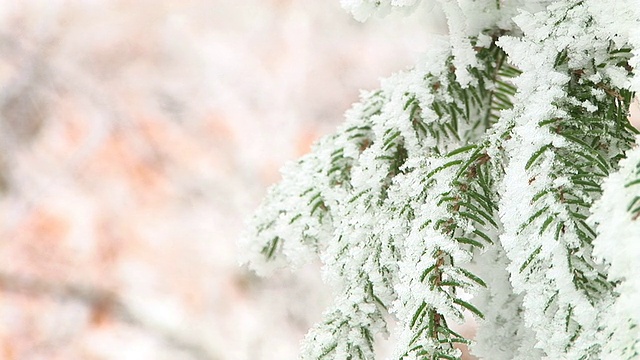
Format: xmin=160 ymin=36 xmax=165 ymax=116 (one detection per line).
xmin=242 ymin=1 xmax=640 ymax=358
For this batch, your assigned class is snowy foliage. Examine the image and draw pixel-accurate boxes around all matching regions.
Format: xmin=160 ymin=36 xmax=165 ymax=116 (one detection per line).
xmin=242 ymin=1 xmax=640 ymax=359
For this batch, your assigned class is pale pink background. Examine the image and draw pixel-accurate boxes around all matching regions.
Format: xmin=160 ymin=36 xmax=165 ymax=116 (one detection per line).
xmin=0 ymin=2 xmax=635 ymax=360
xmin=0 ymin=1 xmax=434 ymax=359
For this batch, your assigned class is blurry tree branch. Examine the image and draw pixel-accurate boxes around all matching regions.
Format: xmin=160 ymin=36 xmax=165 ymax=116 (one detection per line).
xmin=0 ymin=271 xmax=220 ymax=360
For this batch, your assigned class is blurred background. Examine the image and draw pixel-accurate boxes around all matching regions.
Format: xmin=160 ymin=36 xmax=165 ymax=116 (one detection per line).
xmin=0 ymin=1 xmax=439 ymax=359
xmin=0 ymin=1 xmax=637 ymax=360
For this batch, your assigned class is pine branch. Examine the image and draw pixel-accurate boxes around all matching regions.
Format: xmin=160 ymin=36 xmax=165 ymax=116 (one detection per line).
xmin=242 ymin=1 xmax=640 ymax=359
xmin=241 ymin=90 xmax=384 ymax=275
xmin=497 ymin=2 xmax=638 ymax=357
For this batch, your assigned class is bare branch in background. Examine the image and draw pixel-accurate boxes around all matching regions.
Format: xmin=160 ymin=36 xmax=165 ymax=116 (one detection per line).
xmin=0 ymin=272 xmax=220 ymax=360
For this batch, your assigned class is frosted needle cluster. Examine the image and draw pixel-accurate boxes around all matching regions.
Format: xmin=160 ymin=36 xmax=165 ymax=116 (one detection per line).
xmin=241 ymin=1 xmax=640 ymax=359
